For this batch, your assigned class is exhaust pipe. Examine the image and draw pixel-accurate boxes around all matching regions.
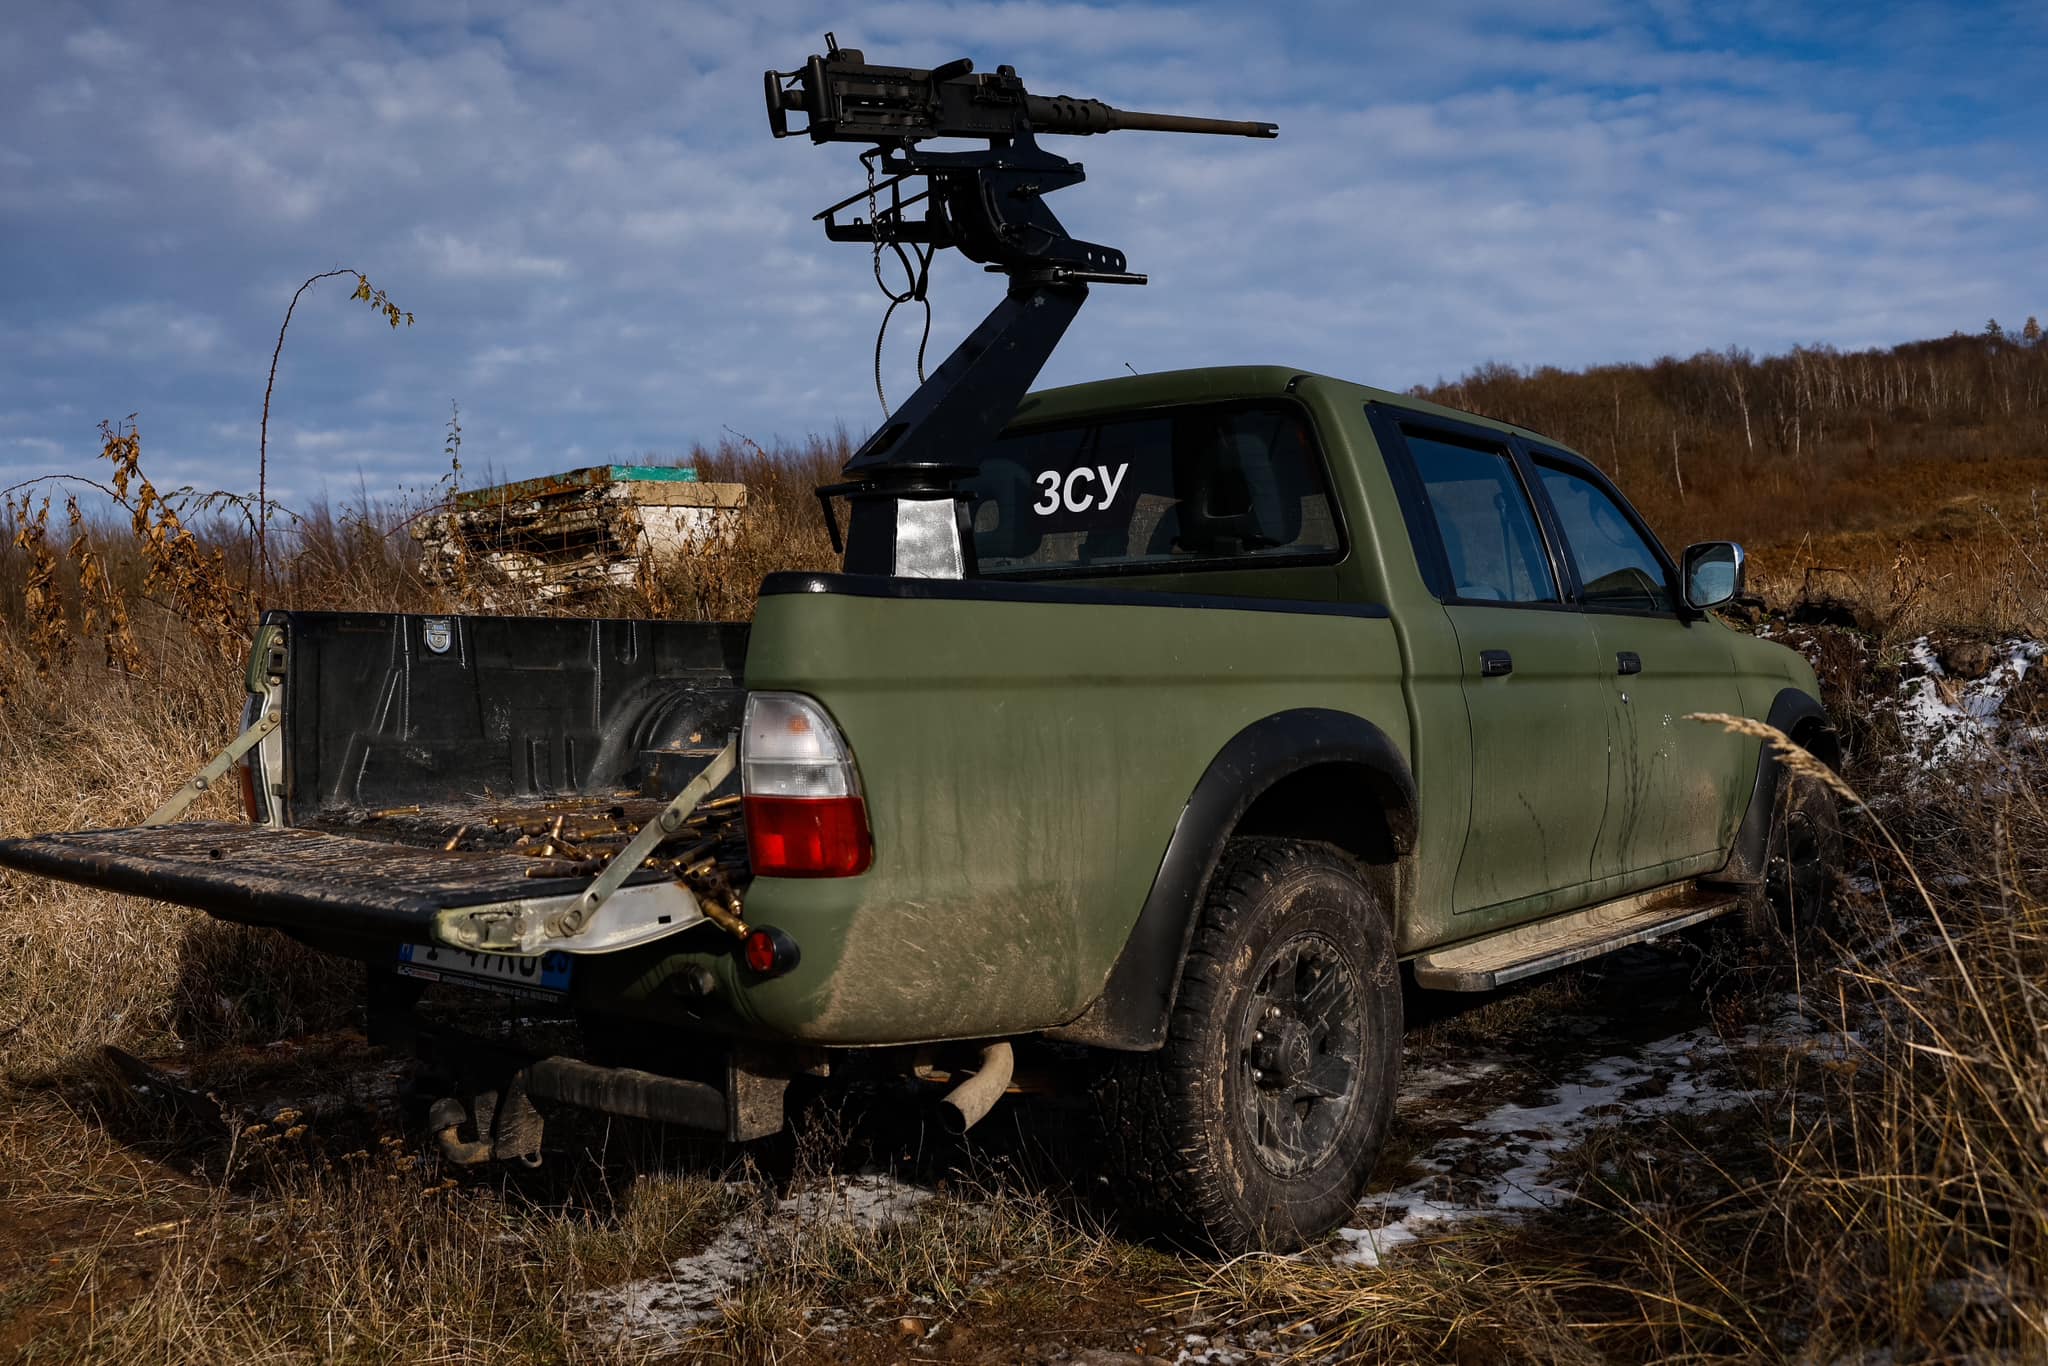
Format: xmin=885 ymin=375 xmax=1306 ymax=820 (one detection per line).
xmin=427 ymin=1082 xmax=545 ymax=1167
xmin=938 ymin=1041 xmax=1014 ymax=1135
xmin=428 ymin=1095 xmax=494 ymax=1166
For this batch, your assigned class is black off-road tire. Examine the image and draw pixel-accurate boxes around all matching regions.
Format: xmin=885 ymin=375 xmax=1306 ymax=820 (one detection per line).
xmin=1745 ymin=769 xmax=1844 ymax=945
xmin=1093 ymin=837 xmax=1401 ymax=1254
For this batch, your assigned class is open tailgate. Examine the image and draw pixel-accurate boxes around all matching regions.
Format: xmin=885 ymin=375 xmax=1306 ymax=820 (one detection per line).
xmin=0 ymin=821 xmax=688 ymax=933
xmin=0 ymin=814 xmax=736 ymax=959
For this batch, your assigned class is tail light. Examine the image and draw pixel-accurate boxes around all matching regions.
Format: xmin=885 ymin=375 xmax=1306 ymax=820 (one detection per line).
xmin=741 ymin=692 xmax=873 ymax=877
xmin=236 ymin=695 xmax=269 ymax=824
xmin=238 ymin=761 xmax=262 ymax=823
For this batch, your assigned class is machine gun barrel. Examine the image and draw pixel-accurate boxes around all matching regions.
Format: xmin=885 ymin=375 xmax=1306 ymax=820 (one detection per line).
xmin=1022 ymin=94 xmax=1277 ymax=139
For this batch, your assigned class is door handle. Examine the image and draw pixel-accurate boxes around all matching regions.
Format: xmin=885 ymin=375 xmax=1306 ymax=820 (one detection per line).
xmin=1479 ymin=649 xmax=1514 ymax=678
xmin=1616 ymin=651 xmax=1642 ymax=675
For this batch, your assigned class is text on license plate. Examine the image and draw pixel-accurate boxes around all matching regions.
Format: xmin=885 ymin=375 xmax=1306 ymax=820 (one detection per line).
xmin=396 ymin=944 xmax=572 ymax=997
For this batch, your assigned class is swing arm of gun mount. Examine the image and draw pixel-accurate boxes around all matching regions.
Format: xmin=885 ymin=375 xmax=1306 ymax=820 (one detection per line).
xmin=765 ymin=37 xmax=1278 ymax=576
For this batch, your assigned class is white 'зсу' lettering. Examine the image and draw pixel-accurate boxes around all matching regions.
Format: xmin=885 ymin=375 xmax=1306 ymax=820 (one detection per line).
xmin=1031 ymin=462 xmax=1132 ymax=517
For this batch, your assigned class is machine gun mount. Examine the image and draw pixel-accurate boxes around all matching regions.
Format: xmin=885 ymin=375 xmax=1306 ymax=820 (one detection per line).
xmin=765 ymin=37 xmax=1278 ymax=576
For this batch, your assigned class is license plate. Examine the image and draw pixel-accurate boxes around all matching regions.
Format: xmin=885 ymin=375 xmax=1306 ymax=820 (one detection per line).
xmin=396 ymin=944 xmax=572 ymax=999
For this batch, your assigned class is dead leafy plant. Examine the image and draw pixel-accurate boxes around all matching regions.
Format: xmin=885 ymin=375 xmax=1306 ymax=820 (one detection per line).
xmin=8 ymin=493 xmax=71 ymax=674
xmin=101 ymin=418 xmax=251 ymax=663
xmin=66 ymin=496 xmax=144 ymax=676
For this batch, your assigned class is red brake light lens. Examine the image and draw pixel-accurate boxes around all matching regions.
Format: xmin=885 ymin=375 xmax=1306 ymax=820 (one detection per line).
xmin=743 ymin=795 xmax=872 ymax=878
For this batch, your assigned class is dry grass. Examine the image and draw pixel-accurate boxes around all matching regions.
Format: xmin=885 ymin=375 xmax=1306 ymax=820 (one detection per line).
xmin=3 ymin=342 xmax=2048 ymax=1359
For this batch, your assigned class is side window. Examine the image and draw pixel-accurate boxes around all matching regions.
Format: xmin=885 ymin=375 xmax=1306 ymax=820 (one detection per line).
xmin=1534 ymin=461 xmax=1674 ymax=613
xmin=1405 ymin=432 xmax=1558 ymax=604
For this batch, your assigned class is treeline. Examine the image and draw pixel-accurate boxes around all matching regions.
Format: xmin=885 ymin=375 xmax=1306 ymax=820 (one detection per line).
xmin=1413 ymin=318 xmax=2048 ymax=550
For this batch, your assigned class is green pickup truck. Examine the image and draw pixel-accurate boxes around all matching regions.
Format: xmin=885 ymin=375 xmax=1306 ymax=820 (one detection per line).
xmin=0 ymin=366 xmax=1838 ymax=1251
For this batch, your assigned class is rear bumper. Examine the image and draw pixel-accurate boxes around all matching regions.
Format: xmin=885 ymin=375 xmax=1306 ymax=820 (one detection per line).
xmin=412 ymin=1021 xmax=799 ymax=1143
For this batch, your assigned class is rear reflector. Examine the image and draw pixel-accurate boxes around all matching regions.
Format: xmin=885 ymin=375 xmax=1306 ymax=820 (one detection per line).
xmin=743 ymin=795 xmax=872 ymax=878
xmin=742 ymin=926 xmax=801 ymax=975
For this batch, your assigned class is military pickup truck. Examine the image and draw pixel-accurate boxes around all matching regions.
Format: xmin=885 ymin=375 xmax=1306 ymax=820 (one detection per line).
xmin=0 ymin=366 xmax=1838 ymax=1252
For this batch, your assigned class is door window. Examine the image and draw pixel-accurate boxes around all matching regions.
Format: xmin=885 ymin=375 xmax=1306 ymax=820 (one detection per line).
xmin=1406 ymin=433 xmax=1558 ymax=604
xmin=1534 ymin=462 xmax=1674 ymax=613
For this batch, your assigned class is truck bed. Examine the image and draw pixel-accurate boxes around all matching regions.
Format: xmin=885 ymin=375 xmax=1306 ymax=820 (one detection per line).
xmin=0 ymin=610 xmax=751 ymax=952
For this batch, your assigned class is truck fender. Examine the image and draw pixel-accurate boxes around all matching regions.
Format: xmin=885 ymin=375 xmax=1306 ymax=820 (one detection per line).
xmin=1044 ymin=708 xmax=1417 ymax=1052
xmin=1712 ymin=687 xmax=1841 ymax=886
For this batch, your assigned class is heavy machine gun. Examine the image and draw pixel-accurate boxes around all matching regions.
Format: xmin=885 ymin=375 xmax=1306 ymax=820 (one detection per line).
xmin=765 ymin=37 xmax=1278 ymax=576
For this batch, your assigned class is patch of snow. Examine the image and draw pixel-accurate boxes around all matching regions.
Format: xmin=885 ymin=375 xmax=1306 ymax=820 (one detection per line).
xmin=1887 ymin=636 xmax=2043 ymax=773
xmin=1337 ymin=1026 xmax=1759 ymax=1267
xmin=1175 ymin=1326 xmax=1277 ymax=1364
xmin=581 ymin=1173 xmax=932 ymax=1353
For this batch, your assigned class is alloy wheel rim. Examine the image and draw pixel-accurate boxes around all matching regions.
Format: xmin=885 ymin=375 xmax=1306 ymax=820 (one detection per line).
xmin=1236 ymin=931 xmax=1363 ymax=1178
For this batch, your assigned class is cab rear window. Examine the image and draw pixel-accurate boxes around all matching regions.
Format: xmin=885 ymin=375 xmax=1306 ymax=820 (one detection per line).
xmin=963 ymin=401 xmax=1341 ymax=576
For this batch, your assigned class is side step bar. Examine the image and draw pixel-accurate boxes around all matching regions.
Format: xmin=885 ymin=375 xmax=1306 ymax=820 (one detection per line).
xmin=1411 ymin=884 xmax=1740 ymax=991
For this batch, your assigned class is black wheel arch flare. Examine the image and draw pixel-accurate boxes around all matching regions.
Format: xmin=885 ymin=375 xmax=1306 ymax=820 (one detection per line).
xmin=1713 ymin=686 xmax=1841 ymax=887
xmin=1045 ymin=707 xmax=1417 ymax=1051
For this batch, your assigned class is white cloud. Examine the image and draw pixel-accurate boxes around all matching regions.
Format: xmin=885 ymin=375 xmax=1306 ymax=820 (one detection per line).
xmin=0 ymin=0 xmax=2041 ymax=499
xmin=412 ymin=231 xmax=571 ymax=281
xmin=62 ymin=26 xmax=140 ymax=67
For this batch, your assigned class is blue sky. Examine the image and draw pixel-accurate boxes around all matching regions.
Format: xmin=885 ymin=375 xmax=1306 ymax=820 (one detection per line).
xmin=2 ymin=0 xmax=2043 ymax=506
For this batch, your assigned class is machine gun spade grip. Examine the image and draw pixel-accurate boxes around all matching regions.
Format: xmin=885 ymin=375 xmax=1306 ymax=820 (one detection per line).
xmin=764 ymin=69 xmax=792 ymax=138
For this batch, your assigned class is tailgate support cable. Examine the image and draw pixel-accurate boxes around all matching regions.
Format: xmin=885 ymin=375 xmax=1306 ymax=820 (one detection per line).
xmin=141 ymin=710 xmax=282 ymax=828
xmin=546 ymin=738 xmax=738 ymax=940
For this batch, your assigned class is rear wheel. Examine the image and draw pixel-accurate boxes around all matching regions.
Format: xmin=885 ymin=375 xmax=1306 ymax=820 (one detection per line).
xmin=1094 ymin=838 xmax=1401 ymax=1253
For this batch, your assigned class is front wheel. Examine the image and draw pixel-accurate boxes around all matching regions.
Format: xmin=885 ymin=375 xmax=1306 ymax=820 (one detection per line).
xmin=1094 ymin=838 xmax=1401 ymax=1254
xmin=1745 ymin=770 xmax=1843 ymax=945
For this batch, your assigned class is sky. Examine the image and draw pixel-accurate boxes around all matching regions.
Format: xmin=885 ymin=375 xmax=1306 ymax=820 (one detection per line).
xmin=2 ymin=0 xmax=2043 ymax=507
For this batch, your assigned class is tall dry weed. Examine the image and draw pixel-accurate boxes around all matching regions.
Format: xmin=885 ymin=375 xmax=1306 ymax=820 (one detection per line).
xmin=10 ymin=494 xmax=71 ymax=675
xmin=102 ymin=418 xmax=252 ymax=662
xmin=66 ymin=496 xmax=145 ymax=676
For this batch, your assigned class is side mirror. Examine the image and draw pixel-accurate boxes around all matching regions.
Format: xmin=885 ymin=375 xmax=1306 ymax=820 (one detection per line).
xmin=1681 ymin=541 xmax=1745 ymax=611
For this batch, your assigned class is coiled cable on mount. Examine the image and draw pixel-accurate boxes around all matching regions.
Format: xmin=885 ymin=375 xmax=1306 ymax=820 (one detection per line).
xmin=866 ymin=156 xmax=934 ymax=417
